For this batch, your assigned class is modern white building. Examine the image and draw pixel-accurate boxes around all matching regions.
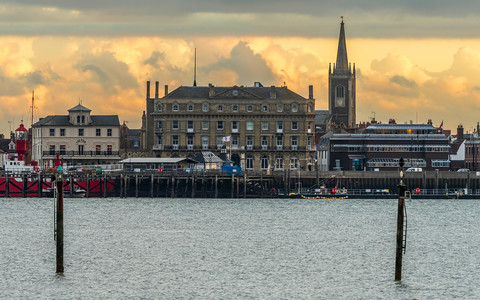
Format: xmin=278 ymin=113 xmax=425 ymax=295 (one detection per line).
xmin=32 ymin=104 xmax=121 ymax=167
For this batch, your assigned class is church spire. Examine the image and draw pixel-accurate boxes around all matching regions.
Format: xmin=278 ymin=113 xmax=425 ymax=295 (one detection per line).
xmin=335 ymin=17 xmax=349 ymax=74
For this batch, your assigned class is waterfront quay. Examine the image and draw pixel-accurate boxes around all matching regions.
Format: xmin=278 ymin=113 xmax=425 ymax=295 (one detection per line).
xmin=0 ymin=170 xmax=479 ymax=198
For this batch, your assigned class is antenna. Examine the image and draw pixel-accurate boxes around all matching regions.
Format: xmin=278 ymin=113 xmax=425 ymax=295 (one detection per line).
xmin=193 ymin=48 xmax=197 ymax=87
xmin=30 ymin=90 xmax=35 ymax=128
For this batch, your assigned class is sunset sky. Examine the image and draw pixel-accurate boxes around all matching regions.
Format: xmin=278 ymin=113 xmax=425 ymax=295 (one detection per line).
xmin=2 ymin=1 xmax=480 ymax=133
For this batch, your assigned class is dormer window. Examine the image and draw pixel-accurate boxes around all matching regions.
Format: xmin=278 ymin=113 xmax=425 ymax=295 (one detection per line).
xmin=292 ymin=104 xmax=298 ymax=112
xmin=81 ymin=116 xmax=85 ymax=123
xmin=188 ymin=104 xmax=193 ymax=111
xmin=77 ymin=116 xmax=80 ymax=123
xmin=218 ymin=105 xmax=223 ymax=112
xmin=157 ymin=104 xmax=163 ymax=112
xmin=232 ymin=105 xmax=238 ymax=112
xmin=173 ymin=104 xmax=179 ymax=112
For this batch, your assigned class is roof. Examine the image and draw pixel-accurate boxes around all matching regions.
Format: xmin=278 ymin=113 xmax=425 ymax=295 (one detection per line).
xmin=366 ymin=124 xmax=438 ymax=130
xmin=190 ymin=151 xmax=224 ymax=164
xmin=119 ymin=158 xmax=197 ymax=164
xmin=315 ymin=110 xmax=331 ymax=125
xmin=334 ymin=20 xmax=349 ymax=74
xmin=164 ymin=85 xmax=306 ymax=101
xmin=68 ymin=104 xmax=91 ymax=112
xmin=33 ymin=115 xmax=120 ymax=127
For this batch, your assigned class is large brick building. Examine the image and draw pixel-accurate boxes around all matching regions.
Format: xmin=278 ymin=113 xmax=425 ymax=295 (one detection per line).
xmin=145 ymin=82 xmax=317 ymax=172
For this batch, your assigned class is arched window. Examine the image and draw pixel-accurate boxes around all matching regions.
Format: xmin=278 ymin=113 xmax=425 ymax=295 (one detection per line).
xmin=292 ymin=104 xmax=298 ymax=112
xmin=261 ymin=155 xmax=269 ymax=170
xmin=218 ymin=105 xmax=223 ymax=112
xmin=203 ymin=104 xmax=209 ymax=112
xmin=336 ymin=85 xmax=345 ymax=98
xmin=81 ymin=116 xmax=85 ymax=123
xmin=246 ymin=156 xmax=254 ymax=169
xmin=157 ymin=104 xmax=162 ymax=111
xmin=173 ymin=104 xmax=179 ymax=112
xmin=188 ymin=104 xmax=193 ymax=111
xmin=77 ymin=116 xmax=80 ymax=123
xmin=275 ymin=156 xmax=284 ymax=170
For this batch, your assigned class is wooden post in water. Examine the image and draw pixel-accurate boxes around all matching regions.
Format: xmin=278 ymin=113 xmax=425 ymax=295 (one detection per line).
xmin=38 ymin=173 xmax=42 ymax=198
xmin=22 ymin=174 xmax=27 ymax=198
xmin=150 ymin=174 xmax=154 ymax=198
xmin=236 ymin=174 xmax=239 ymax=198
xmin=171 ymin=176 xmax=175 ymax=198
xmin=215 ymin=175 xmax=218 ymax=198
xmin=135 ymin=174 xmax=139 ymax=198
xmin=191 ymin=175 xmax=195 ymax=198
xmin=69 ymin=175 xmax=73 ymax=197
xmin=6 ymin=172 xmax=9 ymax=197
xmin=86 ymin=176 xmax=90 ymax=198
xmin=395 ymin=158 xmax=407 ymax=281
xmin=120 ymin=174 xmax=123 ymax=198
xmin=56 ymin=173 xmax=64 ymax=273
xmin=231 ymin=173 xmax=234 ymax=198
xmin=243 ymin=173 xmax=247 ymax=199
xmin=103 ymin=176 xmax=107 ymax=198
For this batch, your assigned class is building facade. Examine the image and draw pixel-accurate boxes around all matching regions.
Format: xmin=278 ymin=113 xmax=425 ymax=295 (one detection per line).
xmin=329 ymin=124 xmax=450 ymax=171
xmin=329 ymin=19 xmax=356 ymax=128
xmin=32 ymin=104 xmax=121 ymax=167
xmin=146 ymin=82 xmax=317 ymax=172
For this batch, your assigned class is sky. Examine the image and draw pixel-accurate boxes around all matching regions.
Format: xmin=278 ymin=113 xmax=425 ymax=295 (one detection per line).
xmin=2 ymin=0 xmax=480 ymax=133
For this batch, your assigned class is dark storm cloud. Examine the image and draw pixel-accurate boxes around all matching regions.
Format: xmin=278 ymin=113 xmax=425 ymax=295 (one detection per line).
xmin=202 ymin=41 xmax=275 ymax=85
xmin=75 ymin=52 xmax=138 ymax=93
xmin=2 ymin=0 xmax=480 ymax=37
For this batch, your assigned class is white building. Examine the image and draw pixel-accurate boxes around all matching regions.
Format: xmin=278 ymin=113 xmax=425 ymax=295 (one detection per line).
xmin=32 ymin=104 xmax=121 ymax=167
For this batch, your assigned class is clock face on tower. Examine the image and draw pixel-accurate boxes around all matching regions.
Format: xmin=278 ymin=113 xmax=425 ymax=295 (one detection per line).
xmin=335 ymin=98 xmax=345 ymax=107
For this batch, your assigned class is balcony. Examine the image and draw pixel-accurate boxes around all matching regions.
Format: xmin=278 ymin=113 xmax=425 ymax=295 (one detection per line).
xmin=187 ymin=144 xmax=194 ymax=150
xmin=153 ymin=144 xmax=164 ymax=150
xmin=276 ymin=128 xmax=283 ymax=133
xmin=232 ymin=128 xmax=238 ymax=133
xmin=187 ymin=128 xmax=194 ymax=133
xmin=246 ymin=145 xmax=253 ymax=150
xmin=276 ymin=145 xmax=283 ymax=150
xmin=43 ymin=150 xmax=119 ymax=157
xmin=261 ymin=145 xmax=268 ymax=150
xmin=291 ymin=145 xmax=298 ymax=150
xmin=172 ymin=145 xmax=179 ymax=150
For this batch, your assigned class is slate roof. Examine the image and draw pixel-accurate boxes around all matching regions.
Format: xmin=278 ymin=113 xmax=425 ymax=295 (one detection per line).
xmin=190 ymin=151 xmax=224 ymax=164
xmin=164 ymin=85 xmax=306 ymax=101
xmin=33 ymin=115 xmax=120 ymax=127
xmin=68 ymin=104 xmax=91 ymax=112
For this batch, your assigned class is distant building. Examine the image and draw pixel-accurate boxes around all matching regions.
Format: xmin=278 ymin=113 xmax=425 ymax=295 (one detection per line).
xmin=329 ymin=123 xmax=450 ymax=171
xmin=32 ymin=104 xmax=121 ymax=167
xmin=329 ymin=19 xmax=356 ymax=128
xmin=145 ymin=81 xmax=317 ymax=172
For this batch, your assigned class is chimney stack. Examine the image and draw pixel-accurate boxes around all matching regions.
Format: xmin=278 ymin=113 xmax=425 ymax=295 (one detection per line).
xmin=270 ymin=86 xmax=276 ymax=99
xmin=146 ymin=81 xmax=150 ymax=99
xmin=209 ymin=83 xmax=215 ymax=97
xmin=155 ymin=81 xmax=159 ymax=98
xmin=458 ymin=124 xmax=464 ymax=140
xmin=164 ymin=85 xmax=168 ymax=96
xmin=308 ymin=85 xmax=313 ymax=99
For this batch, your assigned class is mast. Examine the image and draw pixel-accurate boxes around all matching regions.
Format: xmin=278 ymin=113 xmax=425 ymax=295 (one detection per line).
xmin=30 ymin=90 xmax=35 ymax=128
xmin=193 ymin=48 xmax=197 ymax=87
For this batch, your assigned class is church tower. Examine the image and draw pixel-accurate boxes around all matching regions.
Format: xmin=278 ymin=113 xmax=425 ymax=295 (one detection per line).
xmin=329 ymin=18 xmax=356 ymax=128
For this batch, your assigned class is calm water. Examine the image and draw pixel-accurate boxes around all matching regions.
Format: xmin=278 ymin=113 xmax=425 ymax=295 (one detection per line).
xmin=1 ymin=197 xmax=479 ymax=299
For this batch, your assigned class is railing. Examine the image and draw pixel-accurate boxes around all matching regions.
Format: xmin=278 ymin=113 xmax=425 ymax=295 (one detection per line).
xmin=43 ymin=151 xmax=120 ymax=157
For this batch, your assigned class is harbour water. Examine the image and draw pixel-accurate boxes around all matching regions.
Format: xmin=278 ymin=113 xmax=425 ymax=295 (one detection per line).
xmin=1 ymin=197 xmax=480 ymax=299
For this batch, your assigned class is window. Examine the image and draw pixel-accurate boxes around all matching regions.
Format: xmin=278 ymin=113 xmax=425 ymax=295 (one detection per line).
xmin=275 ymin=156 xmax=284 ymax=170
xmin=187 ymin=120 xmax=194 ymax=131
xmin=217 ymin=121 xmax=224 ymax=130
xmin=308 ymin=122 xmax=312 ymax=133
xmin=262 ymin=105 xmax=268 ymax=112
xmin=77 ymin=116 xmax=80 ymax=123
xmin=218 ymin=105 xmax=223 ymax=112
xmin=336 ymin=85 xmax=345 ymax=98
xmin=172 ymin=120 xmax=179 ymax=130
xmin=60 ymin=129 xmax=65 ymax=137
xmin=107 ymin=129 xmax=112 ymax=136
xmin=157 ymin=121 xmax=162 ymax=130
xmin=173 ymin=104 xmax=179 ymax=111
xmin=246 ymin=136 xmax=253 ymax=150
xmin=246 ymin=121 xmax=254 ymax=131
xmin=96 ymin=129 xmax=101 ymax=136
xmin=290 ymin=157 xmax=299 ymax=169
xmin=232 ymin=121 xmax=239 ymax=133
xmin=262 ymin=136 xmax=268 ymax=150
xmin=247 ymin=105 xmax=253 ymax=112
xmin=49 ymin=129 xmax=55 ymax=136
xmin=157 ymin=103 xmax=162 ymax=111
xmin=78 ymin=128 xmax=84 ymax=136
xmin=96 ymin=145 xmax=101 ymax=154
xmin=187 ymin=136 xmax=194 ymax=149
xmin=49 ymin=145 xmax=56 ymax=155
xmin=292 ymin=121 xmax=298 ymax=130
xmin=276 ymin=121 xmax=283 ymax=132
xmin=81 ymin=116 xmax=85 ymax=123
xmin=157 ymin=135 xmax=163 ymax=146
xmin=172 ymin=135 xmax=179 ymax=149
xmin=107 ymin=145 xmax=112 ymax=154
xmin=232 ymin=105 xmax=238 ymax=112
xmin=60 ymin=145 xmax=66 ymax=155
xmin=216 ymin=136 xmax=223 ymax=149
xmin=292 ymin=104 xmax=298 ymax=112
xmin=246 ymin=156 xmax=254 ymax=169
xmin=232 ymin=135 xmax=239 ymax=147
xmin=202 ymin=136 xmax=209 ymax=150
xmin=78 ymin=145 xmax=84 ymax=154
xmin=277 ymin=104 xmax=283 ymax=112
xmin=277 ymin=136 xmax=283 ymax=150
xmin=262 ymin=121 xmax=268 ymax=131
xmin=202 ymin=121 xmax=209 ymax=130
xmin=188 ymin=104 xmax=193 ymax=111
xmin=261 ymin=156 xmax=269 ymax=170
xmin=203 ymin=104 xmax=209 ymax=112
xmin=291 ymin=136 xmax=298 ymax=150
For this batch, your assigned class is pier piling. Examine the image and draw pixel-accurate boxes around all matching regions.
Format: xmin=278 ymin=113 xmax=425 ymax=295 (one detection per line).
xmin=56 ymin=174 xmax=64 ymax=273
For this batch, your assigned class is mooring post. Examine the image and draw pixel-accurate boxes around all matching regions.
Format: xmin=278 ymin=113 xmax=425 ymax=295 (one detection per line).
xmin=171 ymin=176 xmax=175 ymax=198
xmin=243 ymin=173 xmax=247 ymax=199
xmin=215 ymin=175 xmax=218 ymax=198
xmin=86 ymin=176 xmax=90 ymax=198
xmin=231 ymin=173 xmax=234 ymax=198
xmin=150 ymin=174 xmax=154 ymax=198
xmin=22 ymin=174 xmax=27 ymax=198
xmin=191 ymin=175 xmax=195 ymax=198
xmin=135 ymin=174 xmax=139 ymax=198
xmin=395 ymin=158 xmax=407 ymax=281
xmin=56 ymin=171 xmax=64 ymax=273
xmin=38 ymin=173 xmax=42 ymax=198
xmin=5 ymin=172 xmax=9 ymax=198
xmin=236 ymin=174 xmax=240 ymax=198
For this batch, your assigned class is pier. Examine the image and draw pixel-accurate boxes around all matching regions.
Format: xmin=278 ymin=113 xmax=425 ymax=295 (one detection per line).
xmin=0 ymin=170 xmax=480 ymax=198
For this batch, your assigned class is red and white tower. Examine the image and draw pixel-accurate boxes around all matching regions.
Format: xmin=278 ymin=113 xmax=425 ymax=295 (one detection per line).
xmin=15 ymin=124 xmax=28 ymax=161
